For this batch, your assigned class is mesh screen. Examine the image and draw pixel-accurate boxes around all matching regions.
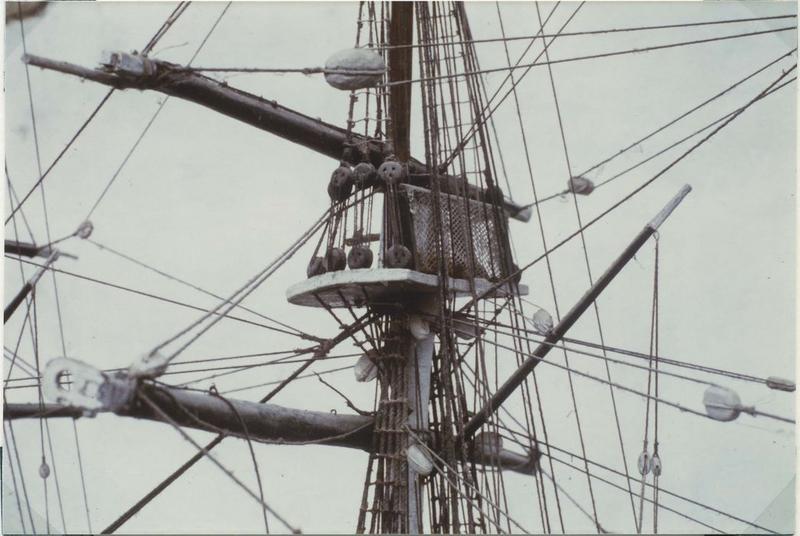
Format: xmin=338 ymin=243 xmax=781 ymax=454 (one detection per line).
xmin=400 ymin=184 xmax=508 ymax=281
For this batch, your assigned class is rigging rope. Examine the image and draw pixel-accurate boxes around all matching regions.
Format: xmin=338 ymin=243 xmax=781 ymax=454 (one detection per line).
xmin=404 ymin=426 xmax=531 ymax=534
xmin=5 ymin=2 xmax=192 ymax=226
xmin=451 ymin=317 xmax=739 ymax=390
xmin=6 ymin=167 xmax=36 ymax=242
xmin=574 ymin=48 xmax=796 ymax=184
xmin=142 ymin=2 xmax=192 ymax=56
xmin=3 ymin=301 xmax=35 ymax=389
xmin=88 ymin=238 xmax=312 ymax=339
xmin=168 ymin=348 xmax=326 ymax=366
xmin=17 ymin=10 xmax=72 ymax=530
xmin=172 ymin=353 xmax=359 ymax=389
xmin=459 ymin=64 xmax=797 ymax=314
xmin=652 ymin=240 xmax=662 ymax=533
xmin=446 ymin=1 xmax=586 ymax=171
xmin=495 ymin=415 xmax=779 ymax=534
xmin=6 ymin=256 xmax=316 ymax=337
xmin=6 ymin=4 xmax=795 ymax=534
xmin=182 ymin=24 xmax=797 ymax=79
xmin=523 ymin=62 xmax=798 ymax=208
xmin=71 ymin=420 xmax=93 ymax=534
xmin=537 ymin=2 xmax=634 ymax=530
xmin=148 ymin=208 xmax=326 ymax=364
xmin=137 ymin=391 xmax=300 ymax=533
xmin=4 ymin=351 xmax=37 ymax=379
xmin=540 ymin=467 xmax=609 ymax=533
xmin=636 ymin=237 xmax=660 ymax=532
xmin=366 ymin=14 xmax=797 ymax=50
xmin=443 ymin=21 xmax=790 ymax=168
xmin=83 ymin=99 xmax=170 ymax=221
xmin=85 ymin=2 xmax=231 ymax=221
xmin=101 ymin=311 xmax=368 ymax=533
xmin=482 ymin=338 xmax=795 ymax=425
xmin=7 ymin=12 xmax=198 ymax=524
xmin=505 ymin=302 xmax=795 ymax=387
xmin=209 ymin=388 xmax=271 ymax=534
xmin=142 ymin=191 xmax=370 ymax=362
xmin=2 ymin=352 xmax=361 ymax=389
xmin=544 ymin=451 xmax=725 ymax=534
xmin=380 ymin=26 xmax=797 ymax=88
xmin=221 ymin=364 xmax=354 ymax=396
xmin=4 ymin=424 xmax=29 ymax=534
xmin=5 ymin=421 xmax=37 ymax=533
xmin=490 ymin=5 xmax=569 ymax=529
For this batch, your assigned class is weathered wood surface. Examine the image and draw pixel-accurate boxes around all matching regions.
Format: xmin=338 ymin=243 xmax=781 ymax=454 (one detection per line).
xmin=461 ymin=186 xmax=693 ymax=439
xmin=22 ymin=53 xmax=532 ymax=222
xmin=5 ymin=383 xmax=537 ymax=474
xmin=388 ymin=2 xmax=414 ymax=162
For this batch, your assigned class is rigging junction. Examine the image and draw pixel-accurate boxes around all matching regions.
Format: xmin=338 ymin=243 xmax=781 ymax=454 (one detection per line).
xmin=3 ymin=2 xmax=796 ymax=534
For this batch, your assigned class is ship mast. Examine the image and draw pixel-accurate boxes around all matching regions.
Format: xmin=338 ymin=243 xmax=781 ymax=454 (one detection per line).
xmin=4 ymin=188 xmax=691 ymax=532
xmin=374 ymin=4 xmax=426 ymax=532
xmin=4 ymin=3 xmax=696 ymax=534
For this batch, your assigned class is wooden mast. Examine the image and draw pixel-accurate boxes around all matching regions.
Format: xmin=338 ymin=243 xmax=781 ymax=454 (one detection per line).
xmin=387 ymin=5 xmax=428 ymax=533
xmin=3 ymin=187 xmax=692 ymax=532
xmin=388 ymin=2 xmax=413 ymax=162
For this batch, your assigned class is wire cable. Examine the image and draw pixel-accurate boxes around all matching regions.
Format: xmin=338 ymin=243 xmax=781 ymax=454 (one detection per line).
xmin=5 ymin=2 xmax=192 ymax=226
xmin=365 ymin=14 xmax=797 ymax=51
xmin=460 ymin=64 xmax=796 ymax=314
xmin=137 ymin=391 xmax=300 ymax=533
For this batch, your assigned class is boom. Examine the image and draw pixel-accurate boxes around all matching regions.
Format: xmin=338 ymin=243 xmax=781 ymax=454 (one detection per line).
xmin=4 ymin=382 xmax=538 ymax=475
xmin=23 ymin=52 xmax=533 ymax=222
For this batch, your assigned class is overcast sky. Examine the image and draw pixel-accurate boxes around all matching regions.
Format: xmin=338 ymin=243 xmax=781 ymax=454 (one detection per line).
xmin=3 ymin=1 xmax=796 ymax=534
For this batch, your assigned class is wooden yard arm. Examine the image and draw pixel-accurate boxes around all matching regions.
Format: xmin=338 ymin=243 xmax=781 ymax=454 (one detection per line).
xmin=22 ymin=52 xmax=532 ymax=222
xmin=4 ymin=382 xmax=538 ymax=475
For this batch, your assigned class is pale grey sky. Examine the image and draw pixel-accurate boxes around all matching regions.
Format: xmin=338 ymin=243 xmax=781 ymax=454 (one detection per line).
xmin=3 ymin=2 xmax=796 ymax=534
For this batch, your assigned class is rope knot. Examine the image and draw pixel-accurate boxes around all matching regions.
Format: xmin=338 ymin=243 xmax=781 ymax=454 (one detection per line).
xmin=315 ymin=338 xmax=334 ymax=357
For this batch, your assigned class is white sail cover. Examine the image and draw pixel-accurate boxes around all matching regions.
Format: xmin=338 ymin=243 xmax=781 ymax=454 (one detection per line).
xmin=567 ymin=176 xmax=595 ymax=195
xmin=354 ymin=353 xmax=378 ymax=382
xmin=324 ymin=48 xmax=385 ymax=90
xmin=702 ymin=385 xmax=742 ymax=421
xmin=532 ymin=308 xmax=554 ymax=335
xmin=407 ymin=444 xmax=434 ymax=475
